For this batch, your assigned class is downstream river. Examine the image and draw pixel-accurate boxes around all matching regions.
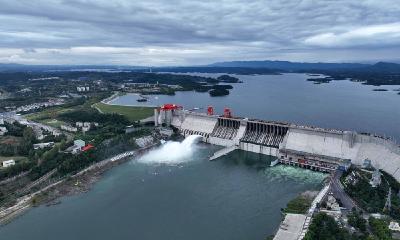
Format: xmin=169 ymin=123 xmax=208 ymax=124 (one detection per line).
xmin=0 ymin=147 xmax=325 ymax=240
xmin=1 ymin=73 xmax=399 ymax=239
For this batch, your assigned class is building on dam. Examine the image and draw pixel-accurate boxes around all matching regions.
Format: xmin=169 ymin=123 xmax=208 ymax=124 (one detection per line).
xmin=154 ymin=104 xmax=400 ymax=180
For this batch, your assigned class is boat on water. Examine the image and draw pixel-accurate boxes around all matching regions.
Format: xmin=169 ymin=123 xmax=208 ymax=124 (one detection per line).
xmin=137 ymin=98 xmax=147 ymax=102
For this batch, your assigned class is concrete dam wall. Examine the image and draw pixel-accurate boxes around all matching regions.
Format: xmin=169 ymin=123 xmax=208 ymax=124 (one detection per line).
xmin=159 ymin=109 xmax=400 ymax=181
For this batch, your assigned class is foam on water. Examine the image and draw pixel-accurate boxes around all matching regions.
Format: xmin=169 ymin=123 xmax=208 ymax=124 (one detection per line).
xmin=265 ymin=165 xmax=327 ymax=184
xmin=137 ymin=135 xmax=203 ymax=165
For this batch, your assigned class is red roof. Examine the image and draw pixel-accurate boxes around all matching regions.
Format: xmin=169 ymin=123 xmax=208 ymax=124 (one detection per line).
xmin=160 ymin=103 xmax=182 ymax=110
xmin=81 ymin=144 xmax=94 ymax=152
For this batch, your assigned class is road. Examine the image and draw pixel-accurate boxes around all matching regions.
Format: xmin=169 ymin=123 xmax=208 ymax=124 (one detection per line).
xmin=330 ymin=170 xmax=358 ymax=212
xmin=1 ymin=111 xmax=74 ymax=141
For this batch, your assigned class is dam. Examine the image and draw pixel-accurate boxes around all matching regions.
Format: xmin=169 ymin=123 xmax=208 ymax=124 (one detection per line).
xmin=155 ymin=104 xmax=400 ymax=181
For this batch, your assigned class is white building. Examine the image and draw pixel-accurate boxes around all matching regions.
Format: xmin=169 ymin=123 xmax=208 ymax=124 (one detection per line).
xmin=370 ymin=169 xmax=382 ymax=188
xmin=389 ymin=221 xmax=400 ymax=231
xmin=0 ymin=118 xmax=4 ymax=125
xmin=64 ymin=139 xmax=86 ymax=154
xmin=33 ymin=142 xmax=55 ymax=150
xmin=77 ymin=86 xmax=90 ymax=92
xmin=61 ymin=125 xmax=78 ymax=132
xmin=76 ymin=122 xmax=83 ymax=127
xmin=82 ymin=126 xmax=90 ymax=132
xmin=74 ymin=139 xmax=85 ymax=148
xmin=2 ymin=159 xmax=15 ymax=168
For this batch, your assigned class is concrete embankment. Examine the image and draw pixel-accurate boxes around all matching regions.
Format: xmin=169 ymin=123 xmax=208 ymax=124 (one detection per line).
xmin=273 ymin=185 xmax=330 ymax=240
xmin=101 ymin=92 xmax=120 ymax=104
xmin=209 ymin=145 xmax=239 ymax=161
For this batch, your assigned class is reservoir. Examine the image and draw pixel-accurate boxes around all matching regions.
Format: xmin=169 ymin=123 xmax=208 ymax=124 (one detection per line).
xmin=111 ymin=73 xmax=400 ymax=140
xmin=1 ymin=73 xmax=398 ymax=239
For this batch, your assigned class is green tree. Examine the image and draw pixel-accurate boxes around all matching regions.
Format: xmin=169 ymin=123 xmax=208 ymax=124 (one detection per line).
xmin=369 ymin=217 xmax=392 ymax=240
xmin=304 ymin=213 xmax=350 ymax=240
xmin=348 ymin=208 xmax=367 ymax=232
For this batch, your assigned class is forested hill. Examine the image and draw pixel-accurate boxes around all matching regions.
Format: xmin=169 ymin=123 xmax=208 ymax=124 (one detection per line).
xmin=208 ymin=60 xmax=370 ymax=71
xmin=158 ymin=61 xmax=400 ymax=85
xmin=1 ymin=61 xmax=400 ymax=85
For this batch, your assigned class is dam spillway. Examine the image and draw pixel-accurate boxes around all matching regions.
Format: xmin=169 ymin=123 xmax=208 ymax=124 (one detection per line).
xmin=155 ymin=106 xmax=400 ymax=181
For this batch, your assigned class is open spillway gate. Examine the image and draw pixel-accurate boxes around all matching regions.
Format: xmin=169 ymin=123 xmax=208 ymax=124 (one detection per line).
xmin=211 ymin=117 xmax=241 ymax=140
xmin=241 ymin=121 xmax=288 ymax=148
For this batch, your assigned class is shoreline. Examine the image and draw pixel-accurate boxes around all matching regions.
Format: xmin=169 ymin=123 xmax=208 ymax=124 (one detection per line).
xmin=0 ymin=142 xmax=159 ymax=225
xmin=101 ymin=92 xmax=158 ymax=108
xmin=101 ymin=91 xmax=122 ymax=104
xmin=273 ymin=184 xmax=330 ymax=240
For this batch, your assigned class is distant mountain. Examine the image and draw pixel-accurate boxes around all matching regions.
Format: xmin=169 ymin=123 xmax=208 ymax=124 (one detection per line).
xmin=1 ymin=61 xmax=399 ymax=74
xmin=366 ymin=62 xmax=400 ymax=73
xmin=0 ymin=63 xmax=148 ymax=72
xmin=151 ymin=66 xmax=280 ymax=75
xmin=209 ymin=60 xmax=369 ymax=71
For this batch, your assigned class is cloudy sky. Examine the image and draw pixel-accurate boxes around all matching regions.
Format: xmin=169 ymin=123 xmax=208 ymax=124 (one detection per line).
xmin=0 ymin=0 xmax=399 ymax=65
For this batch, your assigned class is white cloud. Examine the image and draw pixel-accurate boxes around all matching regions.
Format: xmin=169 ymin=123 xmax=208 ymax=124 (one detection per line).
xmin=0 ymin=0 xmax=399 ymax=64
xmin=304 ymin=22 xmax=400 ymax=47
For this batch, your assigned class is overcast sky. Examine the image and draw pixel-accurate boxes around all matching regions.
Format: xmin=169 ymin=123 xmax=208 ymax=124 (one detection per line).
xmin=0 ymin=0 xmax=399 ymax=66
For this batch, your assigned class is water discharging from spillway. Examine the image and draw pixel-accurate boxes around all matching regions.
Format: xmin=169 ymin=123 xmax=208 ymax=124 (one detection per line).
xmin=138 ymin=135 xmax=203 ymax=164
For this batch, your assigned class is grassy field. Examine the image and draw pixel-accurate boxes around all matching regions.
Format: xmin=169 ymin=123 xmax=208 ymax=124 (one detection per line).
xmin=43 ymin=119 xmax=67 ymax=128
xmin=25 ymin=105 xmax=75 ymax=122
xmin=25 ymin=95 xmax=106 ymax=122
xmin=93 ymin=102 xmax=154 ymax=122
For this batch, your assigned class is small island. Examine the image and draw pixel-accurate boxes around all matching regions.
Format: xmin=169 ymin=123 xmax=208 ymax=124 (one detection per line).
xmin=209 ymin=88 xmax=229 ymax=96
xmin=307 ymin=77 xmax=332 ymax=83
xmin=373 ymin=89 xmax=388 ymax=91
xmin=217 ymin=75 xmax=240 ymax=83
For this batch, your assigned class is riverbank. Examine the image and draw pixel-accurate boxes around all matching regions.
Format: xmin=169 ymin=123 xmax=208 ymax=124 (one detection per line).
xmin=0 ymin=142 xmax=159 ymax=225
xmin=273 ymin=184 xmax=330 ymax=240
xmin=101 ymin=91 xmax=124 ymax=104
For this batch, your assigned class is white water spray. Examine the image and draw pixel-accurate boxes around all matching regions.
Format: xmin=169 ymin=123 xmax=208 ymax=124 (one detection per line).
xmin=138 ymin=135 xmax=203 ymax=165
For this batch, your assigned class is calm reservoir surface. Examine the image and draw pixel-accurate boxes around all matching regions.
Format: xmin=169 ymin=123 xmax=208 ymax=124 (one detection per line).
xmin=112 ymin=73 xmax=400 ymax=140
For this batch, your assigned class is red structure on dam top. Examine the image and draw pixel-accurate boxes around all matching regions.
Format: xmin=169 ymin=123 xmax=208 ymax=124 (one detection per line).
xmin=160 ymin=103 xmax=182 ymax=111
xmin=207 ymin=106 xmax=214 ymax=115
xmin=223 ymin=108 xmax=232 ymax=118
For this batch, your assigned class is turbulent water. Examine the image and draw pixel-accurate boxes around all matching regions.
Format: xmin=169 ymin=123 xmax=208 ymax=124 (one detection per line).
xmin=138 ymin=135 xmax=202 ymax=164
